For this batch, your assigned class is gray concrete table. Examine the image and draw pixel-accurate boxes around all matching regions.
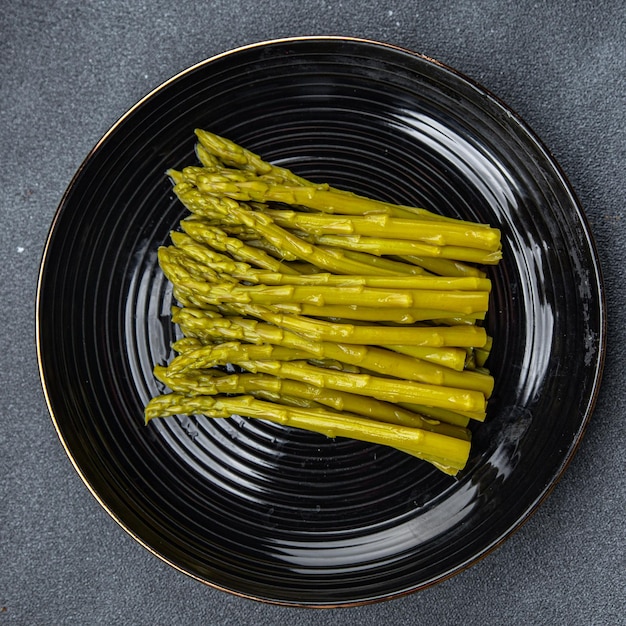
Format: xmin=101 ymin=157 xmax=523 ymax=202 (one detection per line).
xmin=2 ymin=1 xmax=624 ymax=624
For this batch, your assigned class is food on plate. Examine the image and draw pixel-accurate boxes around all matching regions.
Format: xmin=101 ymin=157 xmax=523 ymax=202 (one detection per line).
xmin=145 ymin=130 xmax=502 ymax=475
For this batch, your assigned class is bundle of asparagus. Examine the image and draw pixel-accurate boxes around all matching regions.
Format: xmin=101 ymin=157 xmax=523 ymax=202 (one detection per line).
xmin=144 ymin=129 xmax=502 ymax=475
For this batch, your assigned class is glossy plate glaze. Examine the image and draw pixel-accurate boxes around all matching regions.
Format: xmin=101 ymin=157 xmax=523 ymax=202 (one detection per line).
xmin=37 ymin=37 xmax=605 ymax=606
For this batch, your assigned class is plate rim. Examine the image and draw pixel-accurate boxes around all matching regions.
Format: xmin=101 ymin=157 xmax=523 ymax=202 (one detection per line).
xmin=36 ymin=35 xmax=607 ymax=607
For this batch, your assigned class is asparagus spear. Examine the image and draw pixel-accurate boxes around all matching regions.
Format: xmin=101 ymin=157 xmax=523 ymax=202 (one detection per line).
xmin=144 ymin=393 xmax=471 ymax=472
xmin=185 ymin=277 xmax=485 ymax=314
xmin=173 ymin=303 xmax=472 ymax=375
xmin=193 ymin=129 xmax=490 ymax=229
xmin=172 ymin=284 xmax=483 ymax=325
xmin=160 ymin=244 xmax=490 ymax=318
xmin=168 ymin=340 xmax=315 ymax=364
xmin=194 ymin=129 xmax=313 ymax=186
xmin=170 ymin=229 xmax=493 ymax=291
xmin=168 ymin=348 xmax=485 ymax=413
xmin=310 ymin=234 xmax=502 ymax=264
xmin=153 ymin=366 xmax=469 ymax=439
xmin=381 ymin=344 xmax=468 ymax=371
xmin=397 ymin=254 xmax=488 ymax=278
xmin=184 ymin=168 xmax=502 ymax=258
xmin=176 ymin=180 xmax=501 ymax=267
xmin=399 ymin=404 xmax=478 ymax=426
xmin=171 ymin=308 xmax=494 ymax=397
xmin=269 ymin=304 xmax=484 ymax=324
xmin=263 ymin=208 xmax=501 ymax=251
xmin=474 ymin=336 xmax=494 ymax=368
xmin=223 ymin=302 xmax=489 ymax=347
xmin=175 ymin=187 xmax=417 ymax=276
xmin=322 ymin=248 xmax=429 ymax=275
xmin=171 ymin=295 xmax=487 ymax=347
xmin=179 ymin=220 xmax=300 ymax=275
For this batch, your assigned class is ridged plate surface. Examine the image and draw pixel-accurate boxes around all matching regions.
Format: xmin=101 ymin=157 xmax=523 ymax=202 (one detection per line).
xmin=37 ymin=37 xmax=605 ymax=606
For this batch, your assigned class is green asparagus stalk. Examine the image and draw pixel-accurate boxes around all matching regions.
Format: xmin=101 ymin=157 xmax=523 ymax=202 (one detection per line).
xmin=310 ymin=234 xmax=502 ymax=264
xmin=331 ymin=249 xmax=430 ymax=275
xmin=183 ymin=165 xmax=454 ymax=224
xmin=171 ymin=336 xmax=205 ymax=354
xmin=175 ymin=188 xmax=419 ymax=276
xmin=263 ymin=208 xmax=501 ymax=251
xmin=474 ymin=336 xmax=494 ymax=368
xmin=269 ymin=304 xmax=484 ymax=324
xmin=153 ymin=366 xmax=469 ymax=440
xmin=169 ymin=273 xmax=483 ymax=324
xmin=218 ymin=357 xmax=485 ymax=413
xmin=173 ymin=305 xmax=466 ymax=373
xmin=159 ymin=244 xmax=491 ymax=317
xmin=160 ymin=343 xmax=487 ymax=413
xmin=323 ymin=248 xmax=429 ymax=275
xmin=169 ymin=339 xmax=315 ymax=364
xmin=237 ymin=238 xmax=301 ymax=261
xmin=171 ymin=308 xmax=494 ymax=397
xmin=194 ymin=130 xmax=313 ymax=186
xmin=382 ymin=344 xmax=468 ymax=371
xmin=195 ymin=141 xmax=227 ymax=170
xmin=170 ymin=229 xmax=493 ymax=291
xmin=184 ymin=168 xmax=499 ymax=257
xmin=193 ymin=129 xmax=492 ymax=229
xmin=397 ymin=404 xmax=478 ymax=426
xmin=397 ymin=255 xmax=487 ymax=278
xmin=173 ymin=296 xmax=488 ymax=346
xmin=225 ymin=302 xmax=489 ymax=347
xmin=179 ymin=219 xmax=300 ymax=275
xmin=199 ymin=279 xmax=482 ymax=314
xmin=144 ymin=393 xmax=471 ymax=472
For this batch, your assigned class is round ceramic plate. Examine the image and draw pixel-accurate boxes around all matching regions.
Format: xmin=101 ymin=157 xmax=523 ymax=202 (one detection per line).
xmin=37 ymin=37 xmax=605 ymax=606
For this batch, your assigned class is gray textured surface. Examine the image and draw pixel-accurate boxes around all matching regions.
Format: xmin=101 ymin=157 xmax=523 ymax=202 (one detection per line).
xmin=1 ymin=1 xmax=625 ymax=624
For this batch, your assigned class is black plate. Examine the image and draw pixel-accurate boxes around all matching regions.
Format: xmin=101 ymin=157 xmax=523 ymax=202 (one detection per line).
xmin=37 ymin=37 xmax=605 ymax=606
